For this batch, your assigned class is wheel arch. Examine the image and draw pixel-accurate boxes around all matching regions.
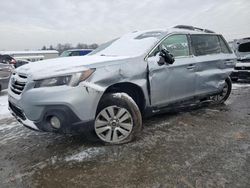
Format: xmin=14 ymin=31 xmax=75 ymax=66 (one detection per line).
xmin=98 ymin=82 xmax=146 ymax=114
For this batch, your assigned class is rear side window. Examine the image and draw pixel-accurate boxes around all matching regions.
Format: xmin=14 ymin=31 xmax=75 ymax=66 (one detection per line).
xmin=218 ymin=36 xmax=232 ymax=54
xmin=191 ymin=35 xmax=221 ymax=56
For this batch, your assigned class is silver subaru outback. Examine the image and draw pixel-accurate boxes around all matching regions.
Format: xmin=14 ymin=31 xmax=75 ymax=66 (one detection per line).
xmin=8 ymin=25 xmax=236 ymax=144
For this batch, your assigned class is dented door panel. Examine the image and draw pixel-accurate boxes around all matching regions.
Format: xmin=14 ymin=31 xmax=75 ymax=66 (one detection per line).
xmin=147 ymin=56 xmax=197 ymax=107
xmin=195 ymin=54 xmax=236 ymax=96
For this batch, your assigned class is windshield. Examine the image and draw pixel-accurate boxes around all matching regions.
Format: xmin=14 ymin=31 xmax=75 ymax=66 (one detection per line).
xmin=238 ymin=42 xmax=250 ymax=53
xmin=237 ymin=42 xmax=250 ymax=61
xmin=90 ymin=31 xmax=165 ymax=57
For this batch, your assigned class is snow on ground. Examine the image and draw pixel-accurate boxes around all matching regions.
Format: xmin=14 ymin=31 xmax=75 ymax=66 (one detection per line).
xmin=0 ymin=90 xmax=11 ymax=119
xmin=0 ymin=90 xmax=18 ymax=132
xmin=65 ymin=147 xmax=106 ymax=162
xmin=232 ymin=83 xmax=250 ymax=89
xmin=0 ymin=121 xmax=18 ymax=131
xmin=0 ymin=124 xmax=30 ymax=145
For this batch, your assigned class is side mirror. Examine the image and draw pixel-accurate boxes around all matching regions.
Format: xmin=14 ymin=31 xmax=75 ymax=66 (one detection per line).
xmin=157 ymin=56 xmax=166 ymax=66
xmin=158 ymin=49 xmax=175 ymax=66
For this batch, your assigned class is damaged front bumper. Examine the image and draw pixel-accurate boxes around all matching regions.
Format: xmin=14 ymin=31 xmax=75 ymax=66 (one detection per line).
xmin=8 ymin=83 xmax=104 ymax=134
xmin=9 ymin=102 xmax=40 ymax=131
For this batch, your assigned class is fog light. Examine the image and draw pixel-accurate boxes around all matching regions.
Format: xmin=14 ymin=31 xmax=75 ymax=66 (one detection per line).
xmin=50 ymin=116 xmax=61 ymax=129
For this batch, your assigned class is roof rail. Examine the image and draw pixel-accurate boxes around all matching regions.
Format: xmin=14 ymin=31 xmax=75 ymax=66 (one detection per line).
xmin=173 ymin=25 xmax=215 ymax=33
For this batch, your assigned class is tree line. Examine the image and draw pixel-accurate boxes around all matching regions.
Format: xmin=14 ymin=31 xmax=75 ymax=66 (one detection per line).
xmin=41 ymin=43 xmax=99 ymax=54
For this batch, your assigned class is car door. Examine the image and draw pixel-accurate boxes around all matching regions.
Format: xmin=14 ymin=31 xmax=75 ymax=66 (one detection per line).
xmin=190 ymin=34 xmax=236 ymax=96
xmin=0 ymin=63 xmax=12 ymax=79
xmin=147 ymin=34 xmax=197 ymax=107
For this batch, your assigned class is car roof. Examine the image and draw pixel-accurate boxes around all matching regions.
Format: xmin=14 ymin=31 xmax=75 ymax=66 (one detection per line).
xmin=0 ymin=54 xmax=13 ymax=58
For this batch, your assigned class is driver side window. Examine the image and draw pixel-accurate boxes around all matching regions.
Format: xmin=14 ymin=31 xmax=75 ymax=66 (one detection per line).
xmin=149 ymin=34 xmax=190 ymax=58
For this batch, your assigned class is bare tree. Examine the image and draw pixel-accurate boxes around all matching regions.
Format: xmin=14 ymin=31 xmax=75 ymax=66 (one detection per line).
xmin=49 ymin=45 xmax=54 ymax=50
xmin=42 ymin=43 xmax=99 ymax=54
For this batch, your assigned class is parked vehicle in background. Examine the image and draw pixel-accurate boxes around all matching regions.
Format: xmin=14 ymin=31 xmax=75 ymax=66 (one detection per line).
xmin=230 ymin=38 xmax=250 ymax=81
xmin=0 ymin=54 xmax=16 ymax=66
xmin=8 ymin=25 xmax=236 ymax=144
xmin=60 ymin=49 xmax=93 ymax=57
xmin=0 ymin=62 xmax=13 ymax=92
xmin=0 ymin=54 xmax=30 ymax=68
xmin=15 ymin=60 xmax=30 ymax=68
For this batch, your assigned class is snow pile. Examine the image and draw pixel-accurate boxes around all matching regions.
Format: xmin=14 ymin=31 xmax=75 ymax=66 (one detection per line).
xmin=232 ymin=83 xmax=250 ymax=89
xmin=0 ymin=90 xmax=11 ymax=119
xmin=0 ymin=122 xmax=18 ymax=131
xmin=65 ymin=147 xmax=105 ymax=162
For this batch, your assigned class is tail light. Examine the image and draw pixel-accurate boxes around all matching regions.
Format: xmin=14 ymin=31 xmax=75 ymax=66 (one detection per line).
xmin=10 ymin=59 xmax=16 ymax=65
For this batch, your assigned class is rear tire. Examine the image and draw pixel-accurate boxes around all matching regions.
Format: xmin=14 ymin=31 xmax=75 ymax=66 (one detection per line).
xmin=211 ymin=77 xmax=232 ymax=104
xmin=94 ymin=93 xmax=142 ymax=144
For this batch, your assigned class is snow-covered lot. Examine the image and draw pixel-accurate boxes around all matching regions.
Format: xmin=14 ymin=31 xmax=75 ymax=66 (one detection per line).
xmin=0 ymin=82 xmax=250 ymax=187
xmin=0 ymin=90 xmax=10 ymax=119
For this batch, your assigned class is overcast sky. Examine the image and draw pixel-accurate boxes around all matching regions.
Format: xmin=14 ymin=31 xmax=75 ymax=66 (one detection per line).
xmin=0 ymin=0 xmax=249 ymax=50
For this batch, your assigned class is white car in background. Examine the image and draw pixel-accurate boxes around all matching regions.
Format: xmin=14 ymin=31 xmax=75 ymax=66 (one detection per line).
xmin=230 ymin=38 xmax=250 ymax=81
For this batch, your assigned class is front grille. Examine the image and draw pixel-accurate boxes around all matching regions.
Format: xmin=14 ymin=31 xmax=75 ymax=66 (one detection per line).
xmin=235 ymin=66 xmax=250 ymax=70
xmin=11 ymin=73 xmax=27 ymax=95
xmin=9 ymin=102 xmax=26 ymax=120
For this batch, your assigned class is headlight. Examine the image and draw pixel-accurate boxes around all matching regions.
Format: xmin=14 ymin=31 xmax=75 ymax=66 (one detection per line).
xmin=35 ymin=69 xmax=95 ymax=88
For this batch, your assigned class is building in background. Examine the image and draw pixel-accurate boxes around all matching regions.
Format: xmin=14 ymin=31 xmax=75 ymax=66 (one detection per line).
xmin=0 ymin=50 xmax=59 ymax=62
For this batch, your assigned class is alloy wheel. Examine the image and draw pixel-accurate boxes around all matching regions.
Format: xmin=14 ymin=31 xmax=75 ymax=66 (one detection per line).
xmin=95 ymin=106 xmax=133 ymax=143
xmin=211 ymin=82 xmax=229 ymax=102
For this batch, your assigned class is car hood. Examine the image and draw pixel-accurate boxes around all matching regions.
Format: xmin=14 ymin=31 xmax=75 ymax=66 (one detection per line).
xmin=16 ymin=55 xmax=131 ymax=80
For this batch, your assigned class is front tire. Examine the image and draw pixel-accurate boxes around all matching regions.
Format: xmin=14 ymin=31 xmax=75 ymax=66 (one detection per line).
xmin=211 ymin=77 xmax=232 ymax=104
xmin=94 ymin=93 xmax=142 ymax=144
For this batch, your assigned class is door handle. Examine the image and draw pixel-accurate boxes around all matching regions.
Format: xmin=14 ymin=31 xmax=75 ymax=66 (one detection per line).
xmin=225 ymin=59 xmax=234 ymax=63
xmin=187 ymin=64 xmax=196 ymax=70
xmin=224 ymin=59 xmax=234 ymax=66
